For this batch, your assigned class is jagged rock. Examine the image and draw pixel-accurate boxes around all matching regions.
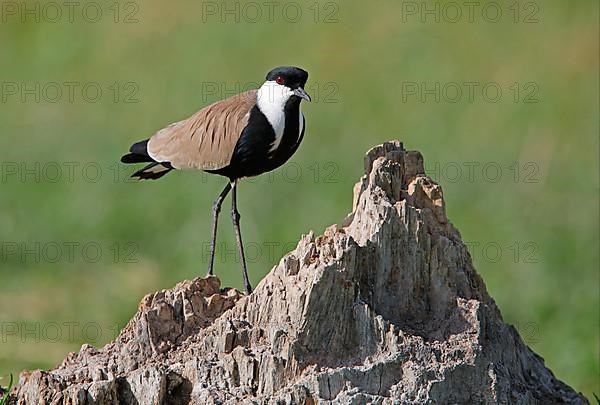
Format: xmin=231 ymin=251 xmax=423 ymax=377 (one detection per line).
xmin=10 ymin=141 xmax=587 ymax=404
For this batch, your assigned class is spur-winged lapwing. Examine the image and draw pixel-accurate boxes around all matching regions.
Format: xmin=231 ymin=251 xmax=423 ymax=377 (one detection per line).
xmin=121 ymin=66 xmax=311 ymax=293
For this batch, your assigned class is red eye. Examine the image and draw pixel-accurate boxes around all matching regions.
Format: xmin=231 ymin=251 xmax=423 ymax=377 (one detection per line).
xmin=275 ymin=76 xmax=285 ymax=85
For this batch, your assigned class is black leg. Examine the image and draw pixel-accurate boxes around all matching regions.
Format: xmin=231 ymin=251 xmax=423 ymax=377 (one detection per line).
xmin=207 ymin=182 xmax=232 ymax=277
xmin=230 ymin=179 xmax=252 ymax=294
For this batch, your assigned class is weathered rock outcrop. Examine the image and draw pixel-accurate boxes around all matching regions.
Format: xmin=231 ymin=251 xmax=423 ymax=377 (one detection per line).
xmin=10 ymin=141 xmax=587 ymax=404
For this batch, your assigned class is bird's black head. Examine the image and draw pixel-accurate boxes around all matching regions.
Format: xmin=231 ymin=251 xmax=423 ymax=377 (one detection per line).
xmin=265 ymin=66 xmax=311 ymax=101
xmin=266 ymin=66 xmax=309 ymax=88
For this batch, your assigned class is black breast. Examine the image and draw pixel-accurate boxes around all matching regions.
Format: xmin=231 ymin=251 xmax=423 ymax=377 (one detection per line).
xmin=210 ymin=97 xmax=305 ymax=180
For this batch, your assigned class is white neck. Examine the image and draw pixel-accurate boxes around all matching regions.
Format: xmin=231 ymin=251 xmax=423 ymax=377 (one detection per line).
xmin=257 ymin=81 xmax=294 ymax=152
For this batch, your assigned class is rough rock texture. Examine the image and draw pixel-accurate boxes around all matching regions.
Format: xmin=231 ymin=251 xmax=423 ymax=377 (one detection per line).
xmin=11 ymin=141 xmax=587 ymax=404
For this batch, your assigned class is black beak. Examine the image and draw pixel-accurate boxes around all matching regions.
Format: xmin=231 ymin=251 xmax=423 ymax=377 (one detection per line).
xmin=293 ymin=87 xmax=311 ymax=102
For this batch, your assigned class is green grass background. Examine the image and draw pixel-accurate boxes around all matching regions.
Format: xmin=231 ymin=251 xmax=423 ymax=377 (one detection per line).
xmin=0 ymin=0 xmax=598 ymax=398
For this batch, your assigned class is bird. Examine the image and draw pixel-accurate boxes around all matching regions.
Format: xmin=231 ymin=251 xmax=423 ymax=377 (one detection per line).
xmin=120 ymin=66 xmax=311 ymax=294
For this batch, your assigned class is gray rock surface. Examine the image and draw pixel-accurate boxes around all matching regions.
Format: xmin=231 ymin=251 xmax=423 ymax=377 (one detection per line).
xmin=10 ymin=141 xmax=587 ymax=404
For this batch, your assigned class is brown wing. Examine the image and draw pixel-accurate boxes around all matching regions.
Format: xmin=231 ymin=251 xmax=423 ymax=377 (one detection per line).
xmin=147 ymin=90 xmax=257 ymax=170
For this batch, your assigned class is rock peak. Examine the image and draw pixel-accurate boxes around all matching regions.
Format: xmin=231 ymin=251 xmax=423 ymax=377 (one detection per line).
xmin=11 ymin=141 xmax=587 ymax=404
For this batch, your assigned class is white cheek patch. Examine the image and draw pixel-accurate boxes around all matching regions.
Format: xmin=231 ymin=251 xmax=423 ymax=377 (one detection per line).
xmin=257 ymin=81 xmax=293 ymax=152
xmin=299 ymin=111 xmax=304 ymax=140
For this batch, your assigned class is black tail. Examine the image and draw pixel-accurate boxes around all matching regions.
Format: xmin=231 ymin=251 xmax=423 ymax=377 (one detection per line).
xmin=121 ymin=139 xmax=153 ymax=163
xmin=121 ymin=139 xmax=174 ymax=180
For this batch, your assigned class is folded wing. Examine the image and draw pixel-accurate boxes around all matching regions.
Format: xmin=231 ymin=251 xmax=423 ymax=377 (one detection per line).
xmin=147 ymin=90 xmax=257 ymax=170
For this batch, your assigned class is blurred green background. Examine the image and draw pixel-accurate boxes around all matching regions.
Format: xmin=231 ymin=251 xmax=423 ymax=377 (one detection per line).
xmin=0 ymin=0 xmax=597 ymax=399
